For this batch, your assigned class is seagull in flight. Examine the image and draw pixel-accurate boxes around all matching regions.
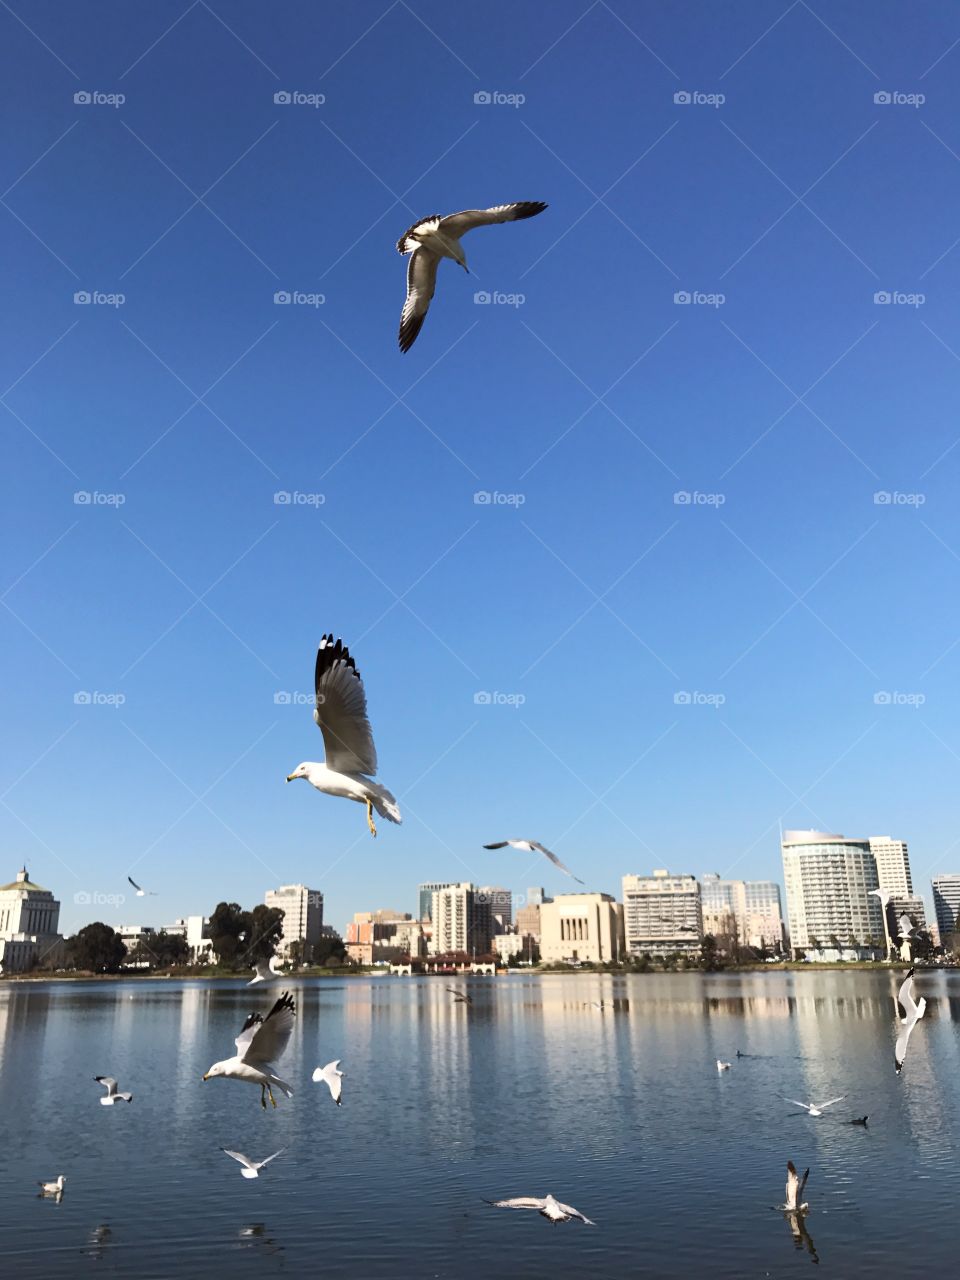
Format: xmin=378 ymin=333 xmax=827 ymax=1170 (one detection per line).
xmin=483 ymin=839 xmax=584 ymax=885
xmin=396 ymin=202 xmax=547 ymax=352
xmin=127 ymin=875 xmax=156 ymax=896
xmin=94 ymin=1076 xmax=132 ymax=1105
xmin=896 ymin=914 xmax=915 ymax=940
xmin=249 ymin=956 xmax=283 ymax=986
xmin=779 ymin=1094 xmax=845 ymax=1117
xmin=895 ymin=967 xmax=926 ymax=1074
xmin=221 ymin=1148 xmax=285 ymax=1180
xmin=312 ymin=1060 xmax=344 ymax=1105
xmin=203 ymin=991 xmax=296 ymax=1108
xmin=447 ymin=987 xmax=473 ymax=1005
xmin=485 ymin=1194 xmax=594 ymax=1225
xmin=776 ymin=1162 xmax=817 ymax=1262
xmin=286 ymin=636 xmax=401 ymax=837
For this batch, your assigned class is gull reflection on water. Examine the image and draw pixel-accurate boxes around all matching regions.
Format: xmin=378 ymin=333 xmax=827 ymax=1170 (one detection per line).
xmin=84 ymin=1224 xmax=112 ymax=1260
xmin=238 ymin=1223 xmax=284 ymax=1256
xmin=782 ymin=1210 xmax=819 ymax=1266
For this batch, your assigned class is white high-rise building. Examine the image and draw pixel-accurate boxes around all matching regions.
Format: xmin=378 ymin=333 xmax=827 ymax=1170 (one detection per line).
xmin=622 ymin=870 xmax=702 ymax=957
xmin=429 ymin=883 xmax=493 ymax=956
xmin=781 ymin=832 xmax=884 ymax=951
xmin=932 ymin=875 xmax=960 ymax=941
xmin=869 ymin=837 xmax=913 ymax=897
xmin=263 ymin=884 xmax=323 ymax=957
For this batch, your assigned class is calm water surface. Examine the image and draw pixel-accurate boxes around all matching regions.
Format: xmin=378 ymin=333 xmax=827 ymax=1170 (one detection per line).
xmin=1 ymin=970 xmax=959 ymax=1278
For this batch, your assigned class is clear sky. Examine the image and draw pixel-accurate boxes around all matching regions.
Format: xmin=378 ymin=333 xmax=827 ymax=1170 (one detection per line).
xmin=3 ymin=1 xmax=960 ymax=935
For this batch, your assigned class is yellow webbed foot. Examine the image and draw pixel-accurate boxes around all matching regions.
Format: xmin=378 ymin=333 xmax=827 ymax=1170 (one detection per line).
xmin=366 ymin=797 xmax=377 ymax=838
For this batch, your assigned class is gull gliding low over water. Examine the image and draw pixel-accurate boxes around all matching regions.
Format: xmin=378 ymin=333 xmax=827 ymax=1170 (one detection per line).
xmin=780 ymin=1094 xmax=845 ymax=1117
xmin=895 ymin=967 xmax=926 ymax=1074
xmin=221 ymin=1148 xmax=285 ymax=1179
xmin=94 ymin=1076 xmax=132 ymax=1105
xmin=485 ymin=1194 xmax=595 ymax=1225
xmin=203 ymin=992 xmax=296 ymax=1108
xmin=286 ymin=636 xmax=401 ymax=837
xmin=397 ymin=202 xmax=547 ymax=352
xmin=482 ymin=839 xmax=584 ymax=884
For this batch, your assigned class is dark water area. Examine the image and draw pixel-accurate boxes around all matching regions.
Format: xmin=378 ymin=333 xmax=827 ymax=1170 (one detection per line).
xmin=1 ymin=970 xmax=958 ymax=1277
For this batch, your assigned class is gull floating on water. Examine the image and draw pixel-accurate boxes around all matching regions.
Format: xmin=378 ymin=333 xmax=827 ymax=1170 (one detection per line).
xmin=127 ymin=875 xmax=156 ymax=896
xmin=203 ymin=991 xmax=296 ymax=1108
xmin=94 ymin=1075 xmax=132 ymax=1105
xmin=221 ymin=1147 xmax=285 ymax=1179
xmin=286 ymin=636 xmax=401 ymax=837
xmin=780 ymin=1094 xmax=844 ymax=1117
xmin=249 ymin=956 xmax=283 ymax=986
xmin=396 ymin=202 xmax=547 ymax=352
xmin=312 ymin=1060 xmax=344 ymax=1105
xmin=716 ymin=1059 xmax=731 ymax=1071
xmin=482 ymin=839 xmax=584 ymax=885
xmin=38 ymin=1175 xmax=65 ymax=1197
xmin=447 ymin=987 xmax=473 ymax=1005
xmin=485 ymin=1194 xmax=594 ymax=1225
xmin=895 ymin=967 xmax=926 ymax=1074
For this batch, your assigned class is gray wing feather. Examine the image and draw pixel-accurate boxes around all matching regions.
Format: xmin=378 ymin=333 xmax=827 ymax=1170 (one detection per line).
xmin=439 ymin=202 xmax=547 ymax=237
xmin=314 ymin=636 xmax=378 ymax=775
xmin=398 ymin=249 xmax=439 ymax=353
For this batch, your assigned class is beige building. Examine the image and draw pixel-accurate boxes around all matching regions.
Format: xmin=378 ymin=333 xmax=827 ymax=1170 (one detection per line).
xmin=264 ymin=883 xmax=323 ymax=957
xmin=781 ymin=831 xmax=884 ymax=952
xmin=0 ymin=867 xmax=64 ymax=973
xmin=429 ymin=883 xmax=494 ymax=956
xmin=700 ymin=875 xmax=785 ymax=951
xmin=539 ymin=893 xmax=624 ymax=964
xmin=622 ymin=870 xmax=703 ymax=957
xmin=869 ymin=837 xmax=913 ymax=898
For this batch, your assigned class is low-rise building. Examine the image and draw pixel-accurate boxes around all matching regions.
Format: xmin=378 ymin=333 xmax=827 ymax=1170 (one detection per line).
xmin=345 ymin=910 xmax=424 ymax=964
xmin=539 ymin=893 xmax=624 ymax=964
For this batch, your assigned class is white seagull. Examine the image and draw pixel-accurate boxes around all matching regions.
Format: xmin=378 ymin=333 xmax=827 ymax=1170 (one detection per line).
xmin=396 ymin=202 xmax=547 ymax=352
xmin=127 ymin=875 xmax=156 ymax=896
xmin=249 ymin=956 xmax=283 ymax=986
xmin=483 ymin=839 xmax=584 ymax=885
xmin=94 ymin=1075 xmax=132 ymax=1105
xmin=38 ymin=1175 xmax=66 ymax=1197
xmin=221 ymin=1147 xmax=285 ymax=1180
xmin=895 ymin=967 xmax=926 ymax=1074
xmin=202 ymin=991 xmax=296 ymax=1108
xmin=312 ymin=1060 xmax=344 ymax=1105
xmin=780 ymin=1094 xmax=845 ymax=1117
xmin=446 ymin=986 xmax=473 ymax=1005
xmin=286 ymin=636 xmax=401 ymax=838
xmin=485 ymin=1194 xmax=594 ymax=1225
xmin=716 ymin=1059 xmax=731 ymax=1072
xmin=778 ymin=1161 xmax=810 ymax=1213
xmin=897 ymin=913 xmax=915 ymax=940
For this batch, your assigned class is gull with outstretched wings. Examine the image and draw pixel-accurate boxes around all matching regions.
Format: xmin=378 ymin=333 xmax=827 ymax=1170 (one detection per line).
xmin=779 ymin=1094 xmax=845 ymax=1117
xmin=446 ymin=987 xmax=473 ymax=1005
xmin=94 ymin=1075 xmax=132 ymax=1105
xmin=221 ymin=1147 xmax=285 ymax=1180
xmin=485 ymin=1194 xmax=594 ymax=1225
xmin=776 ymin=1162 xmax=817 ymax=1262
xmin=203 ymin=992 xmax=296 ymax=1108
xmin=396 ymin=202 xmax=547 ymax=352
xmin=249 ymin=956 xmax=283 ymax=986
xmin=483 ymin=839 xmax=584 ymax=885
xmin=895 ymin=967 xmax=926 ymax=1074
xmin=287 ymin=635 xmax=401 ymax=837
xmin=312 ymin=1060 xmax=344 ymax=1105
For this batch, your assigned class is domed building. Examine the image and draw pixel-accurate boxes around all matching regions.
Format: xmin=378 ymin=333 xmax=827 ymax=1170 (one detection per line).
xmin=0 ymin=867 xmax=64 ymax=973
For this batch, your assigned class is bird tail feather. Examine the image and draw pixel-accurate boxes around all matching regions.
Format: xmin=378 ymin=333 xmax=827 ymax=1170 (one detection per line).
xmin=368 ymin=782 xmax=402 ymax=824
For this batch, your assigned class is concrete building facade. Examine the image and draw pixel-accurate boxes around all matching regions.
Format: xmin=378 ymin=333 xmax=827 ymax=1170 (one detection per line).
xmin=869 ymin=837 xmax=913 ymax=898
xmin=0 ymin=867 xmax=63 ymax=973
xmin=539 ymin=893 xmax=624 ymax=964
xmin=622 ymin=870 xmax=703 ymax=957
xmin=932 ymin=874 xmax=960 ymax=941
xmin=781 ymin=831 xmax=884 ymax=952
xmin=429 ymin=883 xmax=494 ymax=956
xmin=264 ymin=883 xmax=324 ymax=957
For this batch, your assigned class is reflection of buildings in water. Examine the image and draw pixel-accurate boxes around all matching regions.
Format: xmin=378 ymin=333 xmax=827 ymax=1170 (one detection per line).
xmin=0 ymin=986 xmax=53 ymax=1074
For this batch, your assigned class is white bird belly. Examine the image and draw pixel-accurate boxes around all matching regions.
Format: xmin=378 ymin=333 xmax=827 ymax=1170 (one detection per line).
xmin=310 ymin=768 xmax=372 ymax=803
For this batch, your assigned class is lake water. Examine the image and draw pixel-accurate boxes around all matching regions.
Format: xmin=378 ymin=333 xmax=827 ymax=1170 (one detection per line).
xmin=1 ymin=970 xmax=958 ymax=1277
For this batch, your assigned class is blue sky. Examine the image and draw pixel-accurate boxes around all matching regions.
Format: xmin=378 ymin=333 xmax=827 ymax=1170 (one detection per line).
xmin=3 ymin=1 xmax=960 ymax=935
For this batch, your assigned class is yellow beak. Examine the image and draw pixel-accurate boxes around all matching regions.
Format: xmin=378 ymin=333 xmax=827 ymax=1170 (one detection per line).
xmin=285 ymin=774 xmax=294 ymax=783
xmin=202 ymin=1074 xmax=209 ymax=1081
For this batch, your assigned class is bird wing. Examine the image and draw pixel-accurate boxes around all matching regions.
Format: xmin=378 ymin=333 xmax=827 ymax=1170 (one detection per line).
xmin=257 ymin=1148 xmax=285 ymax=1169
xmin=554 ymin=1200 xmax=593 ymax=1224
xmin=95 ymin=1076 xmax=117 ymax=1094
xmin=797 ymin=1167 xmax=810 ymax=1201
xmin=530 ymin=841 xmax=586 ymax=884
xmin=780 ymin=1096 xmax=810 ymax=1111
xmin=313 ymin=635 xmax=378 ymax=775
xmin=817 ymin=1096 xmax=845 ymax=1110
xmin=269 ymin=955 xmax=282 ymax=974
xmin=488 ymin=1197 xmax=545 ymax=1211
xmin=897 ymin=914 xmax=914 ymax=937
xmin=897 ymin=971 xmax=919 ymax=1019
xmin=127 ymin=876 xmax=142 ymax=892
xmin=222 ymin=1149 xmax=257 ymax=1171
xmin=785 ymin=1161 xmax=800 ymax=1210
xmin=243 ymin=992 xmax=296 ymax=1065
xmin=438 ymin=202 xmax=548 ymax=238
xmin=235 ymin=1012 xmax=264 ymax=1055
xmin=398 ymin=248 xmax=439 ymax=353
xmin=482 ymin=841 xmax=510 ymax=850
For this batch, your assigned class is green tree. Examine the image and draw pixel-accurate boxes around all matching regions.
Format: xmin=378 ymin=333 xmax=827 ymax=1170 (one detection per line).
xmin=150 ymin=931 xmax=189 ymax=967
xmin=310 ymin=934 xmax=347 ymax=967
xmin=209 ymin=902 xmax=284 ymax=971
xmin=65 ymin=923 xmax=127 ymax=973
